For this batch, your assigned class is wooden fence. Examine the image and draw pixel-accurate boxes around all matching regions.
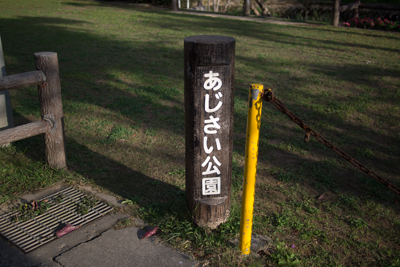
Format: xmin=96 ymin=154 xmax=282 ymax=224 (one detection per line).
xmin=0 ymin=52 xmax=66 ymax=169
xmin=340 ymin=2 xmax=400 ymax=18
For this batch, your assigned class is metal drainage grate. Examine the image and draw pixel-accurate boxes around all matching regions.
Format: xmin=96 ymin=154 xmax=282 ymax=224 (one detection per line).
xmin=0 ymin=187 xmax=113 ymax=253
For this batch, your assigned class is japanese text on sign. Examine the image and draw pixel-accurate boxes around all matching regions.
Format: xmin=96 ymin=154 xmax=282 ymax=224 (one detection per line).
xmin=202 ymin=71 xmax=223 ymax=196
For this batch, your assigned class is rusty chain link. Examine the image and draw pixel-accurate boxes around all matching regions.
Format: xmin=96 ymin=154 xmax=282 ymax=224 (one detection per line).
xmin=262 ymin=88 xmax=400 ymax=196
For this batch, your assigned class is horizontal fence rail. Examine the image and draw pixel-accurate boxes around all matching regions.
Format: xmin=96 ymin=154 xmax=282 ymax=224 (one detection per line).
xmin=0 ymin=120 xmax=51 ymax=144
xmin=0 ymin=52 xmax=66 ymax=169
xmin=340 ymin=2 xmax=400 ymax=12
xmin=0 ymin=70 xmax=46 ymax=92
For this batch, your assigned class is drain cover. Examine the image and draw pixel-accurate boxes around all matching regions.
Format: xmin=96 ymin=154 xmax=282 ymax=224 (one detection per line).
xmin=0 ymin=187 xmax=113 ymax=253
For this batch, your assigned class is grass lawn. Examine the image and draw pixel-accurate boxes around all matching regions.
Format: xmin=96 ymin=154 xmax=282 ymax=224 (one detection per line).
xmin=1 ymin=0 xmax=400 ymax=266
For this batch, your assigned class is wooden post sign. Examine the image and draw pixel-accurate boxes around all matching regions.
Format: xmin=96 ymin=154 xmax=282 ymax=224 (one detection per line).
xmin=184 ymin=35 xmax=235 ymax=229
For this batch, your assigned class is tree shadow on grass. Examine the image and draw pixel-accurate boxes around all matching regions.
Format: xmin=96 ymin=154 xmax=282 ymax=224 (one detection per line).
xmin=1 ymin=3 xmax=399 ymax=214
xmin=12 ymin=114 xmax=187 ymax=217
xmin=0 ymin=13 xmax=190 ymax=217
xmin=64 ymin=0 xmax=400 ymax=53
xmin=232 ymin=56 xmax=400 ymax=203
xmin=145 ymin=12 xmax=400 ymax=54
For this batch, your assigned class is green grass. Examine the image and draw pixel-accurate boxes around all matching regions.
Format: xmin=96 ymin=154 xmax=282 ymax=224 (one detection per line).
xmin=1 ymin=0 xmax=400 ymax=266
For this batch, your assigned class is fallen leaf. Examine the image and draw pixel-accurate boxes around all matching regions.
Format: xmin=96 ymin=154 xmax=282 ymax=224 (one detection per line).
xmin=141 ymin=227 xmax=158 ymax=240
xmin=317 ymin=193 xmax=325 ymax=200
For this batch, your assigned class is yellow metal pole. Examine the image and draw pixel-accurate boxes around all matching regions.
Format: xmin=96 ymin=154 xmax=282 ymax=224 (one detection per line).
xmin=239 ymin=84 xmax=263 ymax=255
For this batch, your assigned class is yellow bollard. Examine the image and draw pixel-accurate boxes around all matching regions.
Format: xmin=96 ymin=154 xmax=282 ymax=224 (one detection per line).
xmin=239 ymin=84 xmax=264 ymax=255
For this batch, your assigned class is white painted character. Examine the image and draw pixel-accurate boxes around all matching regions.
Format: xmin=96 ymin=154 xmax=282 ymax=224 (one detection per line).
xmin=204 ymin=94 xmax=222 ymax=113
xmin=201 ymin=155 xmax=221 ymax=175
xmin=204 ymin=71 xmax=222 ymax=91
xmin=204 ymin=116 xmax=221 ymax=134
xmin=203 ymin=137 xmax=222 ymax=154
xmin=202 ymin=177 xmax=221 ymax=195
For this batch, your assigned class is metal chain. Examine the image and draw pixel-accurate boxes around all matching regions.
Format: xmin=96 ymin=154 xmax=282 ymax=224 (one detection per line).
xmin=262 ymin=89 xmax=400 ymax=196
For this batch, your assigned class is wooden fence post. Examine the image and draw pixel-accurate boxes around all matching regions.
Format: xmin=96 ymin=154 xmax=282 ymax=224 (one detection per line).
xmin=0 ymin=34 xmax=15 ymax=147
xmin=172 ymin=0 xmax=178 ymax=11
xmin=34 ymin=52 xmax=66 ymax=169
xmin=243 ymin=0 xmax=250 ymax=16
xmin=184 ymin=35 xmax=235 ymax=229
xmin=332 ymin=0 xmax=340 ymax=27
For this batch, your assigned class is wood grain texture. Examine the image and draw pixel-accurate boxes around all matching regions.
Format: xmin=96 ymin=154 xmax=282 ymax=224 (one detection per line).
xmin=35 ymin=52 xmax=66 ymax=169
xmin=0 ymin=120 xmax=50 ymax=145
xmin=0 ymin=71 xmax=46 ymax=91
xmin=184 ymin=35 xmax=235 ymax=228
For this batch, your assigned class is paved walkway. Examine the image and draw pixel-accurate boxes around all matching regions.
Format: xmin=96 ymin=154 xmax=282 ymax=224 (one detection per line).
xmin=170 ymin=10 xmax=321 ymax=27
xmin=0 ymin=184 xmax=198 ymax=267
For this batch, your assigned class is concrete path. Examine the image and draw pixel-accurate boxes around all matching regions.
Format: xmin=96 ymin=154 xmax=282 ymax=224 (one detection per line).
xmin=170 ymin=10 xmax=321 ymax=27
xmin=0 ymin=185 xmax=198 ymax=267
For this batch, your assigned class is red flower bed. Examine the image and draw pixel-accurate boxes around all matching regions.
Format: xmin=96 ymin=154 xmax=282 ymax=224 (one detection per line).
xmin=342 ymin=17 xmax=400 ymax=31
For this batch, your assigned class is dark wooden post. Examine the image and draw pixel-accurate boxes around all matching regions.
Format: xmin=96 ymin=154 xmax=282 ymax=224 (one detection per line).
xmin=184 ymin=35 xmax=235 ymax=229
xmin=332 ymin=0 xmax=340 ymax=27
xmin=172 ymin=0 xmax=178 ymax=11
xmin=34 ymin=52 xmax=66 ymax=169
xmin=243 ymin=0 xmax=250 ymax=16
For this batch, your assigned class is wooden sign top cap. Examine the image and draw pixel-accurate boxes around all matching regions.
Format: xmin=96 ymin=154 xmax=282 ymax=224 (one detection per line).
xmin=184 ymin=35 xmax=235 ymax=44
